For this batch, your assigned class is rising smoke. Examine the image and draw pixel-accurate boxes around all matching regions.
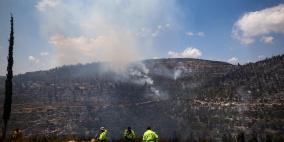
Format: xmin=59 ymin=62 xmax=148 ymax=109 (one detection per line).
xmin=127 ymin=62 xmax=162 ymax=97
xmin=36 ymin=0 xmax=180 ymax=69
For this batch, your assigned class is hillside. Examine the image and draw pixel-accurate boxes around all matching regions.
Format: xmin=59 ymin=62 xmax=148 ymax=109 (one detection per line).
xmin=0 ymin=56 xmax=283 ymax=141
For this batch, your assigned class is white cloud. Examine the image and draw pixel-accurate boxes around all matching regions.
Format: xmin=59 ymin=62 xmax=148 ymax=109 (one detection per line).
xmin=233 ymin=4 xmax=284 ymax=44
xmin=138 ymin=24 xmax=171 ymax=38
xmin=28 ymin=56 xmax=36 ymax=61
xmin=151 ymin=31 xmax=159 ymax=37
xmin=258 ymin=55 xmax=265 ymax=60
xmin=260 ymin=36 xmax=274 ymax=44
xmin=197 ymin=32 xmax=205 ymax=37
xmin=28 ymin=56 xmax=40 ymax=64
xmin=168 ymin=47 xmax=202 ymax=58
xmin=186 ymin=32 xmax=194 ymax=36
xmin=165 ymin=23 xmax=171 ymax=27
xmin=227 ymin=57 xmax=239 ymax=65
xmin=35 ymin=0 xmax=60 ymax=11
xmin=40 ymin=52 xmax=49 ymax=56
xmin=185 ymin=31 xmax=205 ymax=37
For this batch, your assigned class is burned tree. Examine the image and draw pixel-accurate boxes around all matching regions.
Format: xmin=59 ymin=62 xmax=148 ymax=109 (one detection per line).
xmin=2 ymin=15 xmax=14 ymax=140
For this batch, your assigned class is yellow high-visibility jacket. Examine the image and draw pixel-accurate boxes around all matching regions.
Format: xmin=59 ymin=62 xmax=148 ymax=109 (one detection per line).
xmin=124 ymin=129 xmax=136 ymax=139
xmin=99 ymin=130 xmax=108 ymax=141
xmin=143 ymin=130 xmax=159 ymax=142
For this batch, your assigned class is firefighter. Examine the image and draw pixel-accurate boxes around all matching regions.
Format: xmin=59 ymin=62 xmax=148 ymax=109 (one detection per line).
xmin=124 ymin=127 xmax=136 ymax=142
xmin=143 ymin=126 xmax=159 ymax=142
xmin=97 ymin=127 xmax=108 ymax=142
xmin=11 ymin=128 xmax=23 ymax=142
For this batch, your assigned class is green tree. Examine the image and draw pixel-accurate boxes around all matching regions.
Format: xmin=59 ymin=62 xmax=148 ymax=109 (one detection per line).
xmin=2 ymin=15 xmax=14 ymax=141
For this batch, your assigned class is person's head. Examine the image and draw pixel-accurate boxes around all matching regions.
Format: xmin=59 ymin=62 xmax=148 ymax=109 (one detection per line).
xmin=100 ymin=127 xmax=105 ymax=132
xmin=127 ymin=127 xmax=131 ymax=130
xmin=146 ymin=126 xmax=151 ymax=130
xmin=15 ymin=128 xmax=20 ymax=132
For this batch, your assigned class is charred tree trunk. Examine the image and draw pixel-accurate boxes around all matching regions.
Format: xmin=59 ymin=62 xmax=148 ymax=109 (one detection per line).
xmin=2 ymin=15 xmax=14 ymax=141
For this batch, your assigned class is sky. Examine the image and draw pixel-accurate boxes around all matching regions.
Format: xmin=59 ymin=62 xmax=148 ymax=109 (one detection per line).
xmin=0 ymin=0 xmax=284 ymax=75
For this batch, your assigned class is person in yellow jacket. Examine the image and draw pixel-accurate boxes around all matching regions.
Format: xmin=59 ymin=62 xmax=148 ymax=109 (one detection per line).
xmin=97 ymin=127 xmax=108 ymax=142
xmin=143 ymin=126 xmax=159 ymax=142
xmin=124 ymin=127 xmax=136 ymax=142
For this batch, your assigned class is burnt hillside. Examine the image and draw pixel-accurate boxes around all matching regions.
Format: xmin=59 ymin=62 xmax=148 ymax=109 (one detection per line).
xmin=0 ymin=56 xmax=283 ymax=141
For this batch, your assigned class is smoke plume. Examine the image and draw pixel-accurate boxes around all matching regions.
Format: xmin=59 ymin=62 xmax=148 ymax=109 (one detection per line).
xmin=36 ymin=0 xmax=179 ymax=68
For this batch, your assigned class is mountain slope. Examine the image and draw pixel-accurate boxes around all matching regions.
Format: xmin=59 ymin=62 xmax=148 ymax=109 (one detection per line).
xmin=0 ymin=56 xmax=283 ymax=141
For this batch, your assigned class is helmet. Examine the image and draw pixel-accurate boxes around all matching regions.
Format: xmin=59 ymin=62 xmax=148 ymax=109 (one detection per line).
xmin=100 ymin=127 xmax=105 ymax=130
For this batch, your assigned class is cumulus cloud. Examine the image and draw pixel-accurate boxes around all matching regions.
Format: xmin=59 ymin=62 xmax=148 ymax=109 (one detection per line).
xmin=36 ymin=0 xmax=179 ymax=67
xmin=260 ymin=36 xmax=274 ymax=44
xmin=35 ymin=0 xmax=60 ymax=11
xmin=233 ymin=4 xmax=284 ymax=44
xmin=227 ymin=57 xmax=239 ymax=65
xmin=168 ymin=47 xmax=202 ymax=58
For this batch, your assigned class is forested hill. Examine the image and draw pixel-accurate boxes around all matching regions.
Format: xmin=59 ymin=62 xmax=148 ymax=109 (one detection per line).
xmin=0 ymin=55 xmax=283 ymax=141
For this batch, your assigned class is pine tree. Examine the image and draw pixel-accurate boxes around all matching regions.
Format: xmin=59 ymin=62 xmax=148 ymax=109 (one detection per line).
xmin=2 ymin=15 xmax=14 ymax=141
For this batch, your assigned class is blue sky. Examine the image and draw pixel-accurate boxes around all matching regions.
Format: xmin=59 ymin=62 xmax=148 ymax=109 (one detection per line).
xmin=0 ymin=0 xmax=284 ymax=74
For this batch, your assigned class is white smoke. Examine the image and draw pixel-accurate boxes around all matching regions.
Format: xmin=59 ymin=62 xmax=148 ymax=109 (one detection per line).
xmin=128 ymin=62 xmax=153 ymax=85
xmin=173 ymin=69 xmax=182 ymax=80
xmin=36 ymin=0 xmax=179 ymax=68
xmin=127 ymin=62 xmax=161 ymax=97
xmin=173 ymin=62 xmax=192 ymax=80
xmin=150 ymin=87 xmax=160 ymax=96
